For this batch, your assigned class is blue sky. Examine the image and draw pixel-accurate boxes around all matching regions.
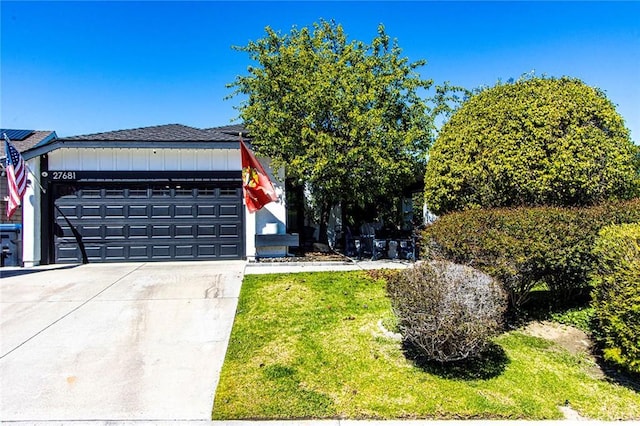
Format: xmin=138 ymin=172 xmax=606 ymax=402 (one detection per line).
xmin=1 ymin=1 xmax=639 ymax=142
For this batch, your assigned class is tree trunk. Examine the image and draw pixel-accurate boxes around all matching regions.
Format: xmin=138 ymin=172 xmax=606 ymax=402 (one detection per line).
xmin=317 ymin=200 xmax=331 ymax=245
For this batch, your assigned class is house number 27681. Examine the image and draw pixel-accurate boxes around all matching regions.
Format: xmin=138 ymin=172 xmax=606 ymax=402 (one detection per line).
xmin=52 ymin=171 xmax=77 ymax=180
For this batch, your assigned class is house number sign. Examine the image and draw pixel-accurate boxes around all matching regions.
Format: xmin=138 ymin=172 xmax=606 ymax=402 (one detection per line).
xmin=43 ymin=171 xmax=78 ymax=180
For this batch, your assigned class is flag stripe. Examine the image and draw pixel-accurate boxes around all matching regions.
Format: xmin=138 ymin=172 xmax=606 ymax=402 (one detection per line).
xmin=4 ymin=135 xmax=27 ymax=219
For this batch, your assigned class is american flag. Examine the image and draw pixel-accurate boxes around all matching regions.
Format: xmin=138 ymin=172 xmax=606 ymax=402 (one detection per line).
xmin=4 ymin=134 xmax=27 ymax=219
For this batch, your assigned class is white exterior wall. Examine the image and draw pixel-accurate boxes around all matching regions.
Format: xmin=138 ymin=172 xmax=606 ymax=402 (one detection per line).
xmin=48 ymin=148 xmax=240 ymax=171
xmin=22 ymin=158 xmax=41 ymax=266
xmin=248 ymin=157 xmax=287 ymax=259
xmin=45 ymin=147 xmax=287 ymax=260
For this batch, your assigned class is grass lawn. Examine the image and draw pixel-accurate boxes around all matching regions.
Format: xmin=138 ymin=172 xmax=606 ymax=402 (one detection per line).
xmin=212 ymin=271 xmax=640 ymax=420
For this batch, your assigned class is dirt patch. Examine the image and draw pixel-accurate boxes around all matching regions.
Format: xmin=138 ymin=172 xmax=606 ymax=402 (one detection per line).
xmin=522 ymin=321 xmax=591 ymax=355
xmin=521 ymin=320 xmax=605 ymax=381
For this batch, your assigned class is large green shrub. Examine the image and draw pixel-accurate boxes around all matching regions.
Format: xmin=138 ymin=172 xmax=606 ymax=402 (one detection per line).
xmin=386 ymin=261 xmax=507 ymax=363
xmin=421 ymin=199 xmax=640 ymax=309
xmin=425 ymin=76 xmax=639 ymax=214
xmin=591 ymin=223 xmax=640 ymax=373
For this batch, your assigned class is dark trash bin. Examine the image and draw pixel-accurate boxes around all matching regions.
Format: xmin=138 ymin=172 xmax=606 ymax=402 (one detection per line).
xmin=1 ymin=224 xmax=22 ymax=267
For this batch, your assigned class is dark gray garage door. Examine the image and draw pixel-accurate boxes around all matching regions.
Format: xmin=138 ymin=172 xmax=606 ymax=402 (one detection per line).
xmin=53 ymin=182 xmax=244 ymax=263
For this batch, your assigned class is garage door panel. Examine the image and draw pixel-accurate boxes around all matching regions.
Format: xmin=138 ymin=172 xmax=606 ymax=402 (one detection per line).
xmin=105 ymin=189 xmax=125 ymax=198
xmin=129 ymin=225 xmax=149 ymax=238
xmin=80 ymin=226 xmax=102 ymax=240
xmin=175 ymin=205 xmax=194 ymax=217
xmin=175 ymin=225 xmax=195 ymax=238
xmin=53 ymin=182 xmax=244 ymax=263
xmin=105 ymin=226 xmax=126 ymax=239
xmin=197 ymin=205 xmax=216 ymax=217
xmin=105 ymin=245 xmax=126 ymax=260
xmin=57 ymin=205 xmax=78 ymax=219
xmin=220 ymin=224 xmax=240 ymax=237
xmin=81 ymin=206 xmax=102 ymax=217
xmin=105 ymin=205 xmax=125 ymax=217
xmin=129 ymin=245 xmax=150 ymax=259
xmin=198 ymin=245 xmax=216 ymax=257
xmin=151 ymin=225 xmax=171 ymax=238
xmin=56 ymin=244 xmax=81 ymax=262
xmin=151 ymin=205 xmax=171 ymax=218
xmin=129 ymin=205 xmax=149 ymax=218
xmin=197 ymin=225 xmax=216 ymax=236
xmin=152 ymin=245 xmax=171 ymax=258
xmin=220 ymin=204 xmax=240 ymax=217
xmin=84 ymin=245 xmax=103 ymax=260
xmin=175 ymin=245 xmax=195 ymax=258
xmin=220 ymin=244 xmax=241 ymax=257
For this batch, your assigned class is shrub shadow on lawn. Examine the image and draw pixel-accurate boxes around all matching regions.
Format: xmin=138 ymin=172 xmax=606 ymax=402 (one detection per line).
xmin=594 ymin=353 xmax=640 ymax=393
xmin=402 ymin=341 xmax=510 ymax=381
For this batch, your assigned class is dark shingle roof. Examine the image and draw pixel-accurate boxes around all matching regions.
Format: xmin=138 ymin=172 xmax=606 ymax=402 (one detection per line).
xmin=64 ymin=124 xmax=246 ymax=142
xmin=205 ymin=124 xmax=250 ymax=138
xmin=1 ymin=130 xmax=57 ymax=157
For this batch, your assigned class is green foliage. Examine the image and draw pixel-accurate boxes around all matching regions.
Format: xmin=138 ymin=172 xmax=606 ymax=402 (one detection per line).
xmin=387 ymin=261 xmax=507 ymax=362
xmin=229 ymin=20 xmax=434 ymax=232
xmin=425 ymin=76 xmax=639 ymax=214
xmin=591 ymin=223 xmax=640 ymax=373
xmin=550 ymin=307 xmax=595 ymax=333
xmin=421 ymin=199 xmax=640 ymax=310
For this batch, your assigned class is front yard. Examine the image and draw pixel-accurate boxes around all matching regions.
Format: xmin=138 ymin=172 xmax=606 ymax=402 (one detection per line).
xmin=212 ymin=270 xmax=640 ymax=420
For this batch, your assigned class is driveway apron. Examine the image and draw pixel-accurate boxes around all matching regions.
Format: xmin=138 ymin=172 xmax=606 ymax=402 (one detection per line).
xmin=0 ymin=260 xmax=245 ymax=421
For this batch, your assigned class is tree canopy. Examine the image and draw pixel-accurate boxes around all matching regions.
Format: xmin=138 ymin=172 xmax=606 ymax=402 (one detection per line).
xmin=424 ymin=76 xmax=639 ymax=214
xmin=229 ymin=20 xmax=434 ymax=237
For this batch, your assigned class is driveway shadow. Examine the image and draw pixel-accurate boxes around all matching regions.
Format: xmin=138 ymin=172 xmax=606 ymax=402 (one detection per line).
xmin=1 ymin=264 xmax=81 ymax=279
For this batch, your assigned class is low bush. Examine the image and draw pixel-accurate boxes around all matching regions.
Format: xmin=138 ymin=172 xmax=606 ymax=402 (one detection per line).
xmin=421 ymin=199 xmax=640 ymax=310
xmin=386 ymin=261 xmax=507 ymax=363
xmin=591 ymin=223 xmax=640 ymax=374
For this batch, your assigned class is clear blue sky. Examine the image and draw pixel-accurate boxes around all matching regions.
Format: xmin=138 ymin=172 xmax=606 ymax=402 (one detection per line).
xmin=2 ymin=1 xmax=639 ymax=142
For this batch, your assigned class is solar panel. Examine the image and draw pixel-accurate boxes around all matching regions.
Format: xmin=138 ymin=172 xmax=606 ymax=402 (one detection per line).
xmin=0 ymin=129 xmax=35 ymax=141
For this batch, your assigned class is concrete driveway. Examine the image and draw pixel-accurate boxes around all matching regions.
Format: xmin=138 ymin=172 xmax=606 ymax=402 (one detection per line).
xmin=0 ymin=260 xmax=245 ymax=422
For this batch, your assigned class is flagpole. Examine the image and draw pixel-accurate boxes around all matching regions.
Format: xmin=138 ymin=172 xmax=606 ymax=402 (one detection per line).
xmin=24 ymin=163 xmax=46 ymax=194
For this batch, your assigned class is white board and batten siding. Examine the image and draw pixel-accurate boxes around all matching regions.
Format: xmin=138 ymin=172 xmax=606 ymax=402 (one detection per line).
xmin=48 ymin=148 xmax=240 ymax=171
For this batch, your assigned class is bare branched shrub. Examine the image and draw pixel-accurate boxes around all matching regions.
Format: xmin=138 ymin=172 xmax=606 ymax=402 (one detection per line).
xmin=387 ymin=261 xmax=507 ymax=363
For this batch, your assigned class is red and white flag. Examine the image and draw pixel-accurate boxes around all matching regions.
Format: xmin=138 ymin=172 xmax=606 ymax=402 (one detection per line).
xmin=4 ymin=134 xmax=27 ymax=219
xmin=240 ymin=139 xmax=277 ymax=213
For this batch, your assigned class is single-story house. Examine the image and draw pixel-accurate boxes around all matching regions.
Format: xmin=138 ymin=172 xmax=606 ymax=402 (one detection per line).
xmin=3 ymin=124 xmax=290 ymax=266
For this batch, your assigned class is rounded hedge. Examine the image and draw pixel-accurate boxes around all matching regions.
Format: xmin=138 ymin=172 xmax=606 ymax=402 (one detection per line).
xmin=425 ymin=77 xmax=639 ymax=214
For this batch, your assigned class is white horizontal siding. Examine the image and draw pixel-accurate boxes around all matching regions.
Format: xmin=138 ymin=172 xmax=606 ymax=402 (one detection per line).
xmin=48 ymin=148 xmax=240 ymax=171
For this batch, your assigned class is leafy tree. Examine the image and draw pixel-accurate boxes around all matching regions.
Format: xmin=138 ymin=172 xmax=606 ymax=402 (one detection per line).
xmin=228 ymin=20 xmax=434 ymax=242
xmin=424 ymin=76 xmax=639 ymax=214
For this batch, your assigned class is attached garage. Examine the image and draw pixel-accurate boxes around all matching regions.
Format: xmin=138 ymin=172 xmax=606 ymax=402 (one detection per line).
xmin=16 ymin=124 xmax=287 ymax=266
xmin=51 ymin=179 xmax=244 ymax=263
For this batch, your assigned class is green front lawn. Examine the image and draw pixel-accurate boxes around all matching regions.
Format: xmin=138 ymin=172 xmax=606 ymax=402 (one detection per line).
xmin=212 ymin=271 xmax=640 ymax=420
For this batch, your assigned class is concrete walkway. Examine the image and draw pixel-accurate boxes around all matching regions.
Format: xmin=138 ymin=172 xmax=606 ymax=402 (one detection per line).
xmin=1 ymin=261 xmax=244 ymax=422
xmin=0 ymin=420 xmax=601 ymax=425
xmin=244 ymin=258 xmax=412 ymax=275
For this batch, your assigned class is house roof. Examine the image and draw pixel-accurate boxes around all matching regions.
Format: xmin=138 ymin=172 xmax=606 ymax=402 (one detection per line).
xmin=1 ymin=130 xmax=57 ymax=158
xmin=19 ymin=124 xmax=249 ymax=160
xmin=205 ymin=124 xmax=250 ymax=138
xmin=64 ymin=124 xmax=246 ymax=142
